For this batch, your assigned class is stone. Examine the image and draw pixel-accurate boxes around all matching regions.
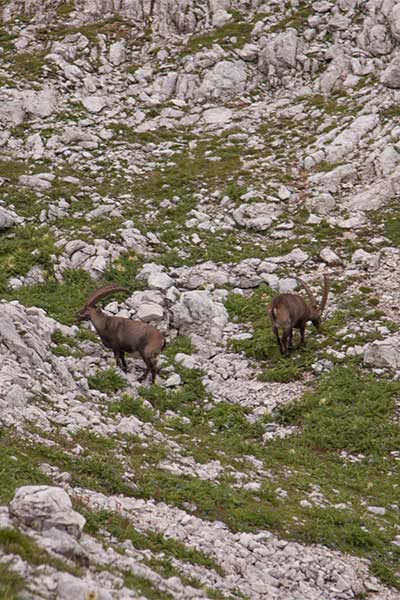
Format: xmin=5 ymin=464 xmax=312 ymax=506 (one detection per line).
xmin=147 ymin=272 xmax=174 ymax=291
xmin=351 ymin=249 xmax=379 ymax=269
xmin=109 ymin=40 xmax=126 ymax=66
xmin=381 ymin=56 xmax=400 ymax=88
xmin=363 ymin=336 xmax=400 ymax=370
xmin=233 ymin=203 xmax=282 ymax=231
xmin=136 ymin=303 xmax=164 ymax=322
xmin=175 ymin=353 xmax=197 ymax=369
xmin=81 ymin=95 xmax=107 ymax=113
xmin=21 ymin=86 xmax=57 ymax=118
xmin=0 ymin=207 xmax=17 ymax=230
xmin=320 ymin=247 xmax=342 ymax=265
xmin=324 ymin=115 xmax=378 ymax=163
xmin=259 ymin=30 xmax=301 ymax=76
xmin=305 ymin=192 xmax=336 ymax=215
xmin=164 ymin=373 xmax=182 ymax=387
xmin=171 ymin=291 xmax=228 ymax=342
xmin=19 ymin=173 xmax=54 ymax=191
xmin=57 ymin=573 xmax=112 ymax=600
xmin=367 ymin=506 xmax=386 ymax=516
xmin=9 ymin=486 xmax=85 ymax=539
xmin=199 ymin=60 xmax=248 ymax=99
xmin=279 ymin=278 xmax=297 ymax=293
xmin=202 ymin=107 xmax=233 ymax=124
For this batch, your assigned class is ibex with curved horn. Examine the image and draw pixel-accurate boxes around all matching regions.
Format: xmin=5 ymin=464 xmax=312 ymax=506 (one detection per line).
xmin=76 ymin=284 xmax=166 ymax=383
xmin=268 ymin=275 xmax=330 ymax=356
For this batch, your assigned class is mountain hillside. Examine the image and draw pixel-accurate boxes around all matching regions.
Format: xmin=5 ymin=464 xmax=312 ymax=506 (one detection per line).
xmin=1 ymin=1 xmax=400 ymax=598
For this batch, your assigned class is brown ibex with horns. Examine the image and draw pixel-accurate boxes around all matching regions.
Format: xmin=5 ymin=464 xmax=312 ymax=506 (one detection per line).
xmin=76 ymin=284 xmax=166 ymax=383
xmin=268 ymin=275 xmax=330 ymax=356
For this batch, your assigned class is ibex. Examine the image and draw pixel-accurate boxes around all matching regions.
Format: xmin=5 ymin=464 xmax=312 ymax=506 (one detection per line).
xmin=76 ymin=284 xmax=166 ymax=384
xmin=268 ymin=275 xmax=330 ymax=356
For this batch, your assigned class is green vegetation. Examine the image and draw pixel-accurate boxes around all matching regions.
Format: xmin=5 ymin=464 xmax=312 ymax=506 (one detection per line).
xmin=134 ymin=367 xmax=400 ymax=588
xmin=269 ymin=2 xmax=313 ymax=32
xmin=88 ymin=368 xmax=128 ymax=394
xmin=0 ymin=561 xmax=25 ymax=600
xmin=108 ymin=394 xmax=154 ymax=422
xmin=182 ymin=11 xmax=252 ymax=54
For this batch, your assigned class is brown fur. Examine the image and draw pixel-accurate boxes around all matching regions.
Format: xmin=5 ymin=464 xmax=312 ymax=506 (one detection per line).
xmin=268 ymin=275 xmax=330 ymax=356
xmin=77 ymin=287 xmax=166 ymax=384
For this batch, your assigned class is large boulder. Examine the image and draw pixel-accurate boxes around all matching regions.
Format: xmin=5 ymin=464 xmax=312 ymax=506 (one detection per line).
xmin=9 ymin=486 xmax=85 ymax=539
xmin=381 ymin=55 xmax=400 ymax=88
xmin=258 ymin=29 xmax=301 ymax=77
xmin=233 ymin=202 xmax=283 ymax=231
xmin=171 ymin=291 xmax=229 ymax=342
xmin=363 ymin=336 xmax=400 ymax=370
xmin=21 ymin=86 xmax=58 ymax=119
xmin=199 ymin=60 xmax=248 ymax=99
xmin=0 ymin=207 xmax=17 ymax=230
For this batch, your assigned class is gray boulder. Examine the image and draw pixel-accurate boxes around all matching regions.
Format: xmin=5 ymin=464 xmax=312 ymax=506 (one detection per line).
xmin=109 ymin=40 xmax=126 ymax=66
xmin=0 ymin=207 xmax=17 ymax=230
xmin=21 ymin=86 xmax=57 ymax=119
xmin=171 ymin=291 xmax=229 ymax=342
xmin=199 ymin=60 xmax=248 ymax=99
xmin=364 ymin=336 xmax=400 ymax=370
xmin=258 ymin=29 xmax=301 ymax=77
xmin=9 ymin=486 xmax=85 ymax=539
xmin=233 ymin=203 xmax=282 ymax=231
xmin=381 ymin=55 xmax=400 ymax=88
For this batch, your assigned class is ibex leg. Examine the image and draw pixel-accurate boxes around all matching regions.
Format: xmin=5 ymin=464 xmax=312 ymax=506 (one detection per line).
xmin=281 ymin=328 xmax=292 ymax=356
xmin=273 ymin=326 xmax=284 ymax=355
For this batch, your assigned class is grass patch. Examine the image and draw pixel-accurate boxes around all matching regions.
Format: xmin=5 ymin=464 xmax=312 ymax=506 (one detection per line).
xmin=87 ymin=368 xmax=128 ymax=394
xmin=260 ymin=364 xmax=301 ymax=383
xmin=108 ymin=394 xmax=154 ymax=422
xmin=277 ymin=366 xmax=400 ymax=455
xmin=182 ymin=11 xmax=252 ymax=54
xmin=0 ymin=561 xmax=26 ymax=600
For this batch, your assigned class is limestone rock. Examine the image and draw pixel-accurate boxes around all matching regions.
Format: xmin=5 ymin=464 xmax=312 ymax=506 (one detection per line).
xmin=381 ymin=55 xmax=400 ymax=88
xmin=9 ymin=486 xmax=85 ymax=539
xmin=0 ymin=207 xmax=17 ymax=230
xmin=199 ymin=60 xmax=248 ymax=99
xmin=171 ymin=291 xmax=228 ymax=342
xmin=364 ymin=336 xmax=400 ymax=370
xmin=233 ymin=203 xmax=282 ymax=231
xmin=81 ymin=95 xmax=107 ymax=113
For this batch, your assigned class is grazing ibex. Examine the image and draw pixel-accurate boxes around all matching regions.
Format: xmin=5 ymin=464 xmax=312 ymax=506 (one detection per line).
xmin=76 ymin=284 xmax=166 ymax=384
xmin=268 ymin=275 xmax=330 ymax=356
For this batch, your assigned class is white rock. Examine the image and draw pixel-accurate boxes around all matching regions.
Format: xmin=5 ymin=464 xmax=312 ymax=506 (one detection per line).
xmin=9 ymin=486 xmax=85 ymax=539
xmin=320 ymin=247 xmax=342 ymax=266
xmin=0 ymin=207 xmax=17 ymax=230
xmin=147 ymin=272 xmax=174 ymax=292
xmin=164 ymin=373 xmax=182 ymax=387
xmin=279 ymin=278 xmax=297 ymax=293
xmin=171 ymin=291 xmax=228 ymax=342
xmin=136 ymin=303 xmax=164 ymax=322
xmin=81 ymin=95 xmax=107 ymax=113
xmin=109 ymin=40 xmax=126 ymax=66
xmin=364 ymin=336 xmax=400 ymax=370
xmin=367 ymin=506 xmax=386 ymax=516
xmin=233 ymin=203 xmax=282 ymax=231
xmin=203 ymin=107 xmax=233 ymax=124
xmin=351 ymin=249 xmax=379 ymax=269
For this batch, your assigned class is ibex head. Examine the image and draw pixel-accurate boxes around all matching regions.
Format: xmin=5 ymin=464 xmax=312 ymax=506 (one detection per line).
xmin=296 ymin=274 xmax=330 ymax=329
xmin=76 ymin=284 xmax=130 ymax=323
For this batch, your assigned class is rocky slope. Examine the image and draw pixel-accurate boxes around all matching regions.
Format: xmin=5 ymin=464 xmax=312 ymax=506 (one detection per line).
xmin=1 ymin=0 xmax=400 ymax=598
